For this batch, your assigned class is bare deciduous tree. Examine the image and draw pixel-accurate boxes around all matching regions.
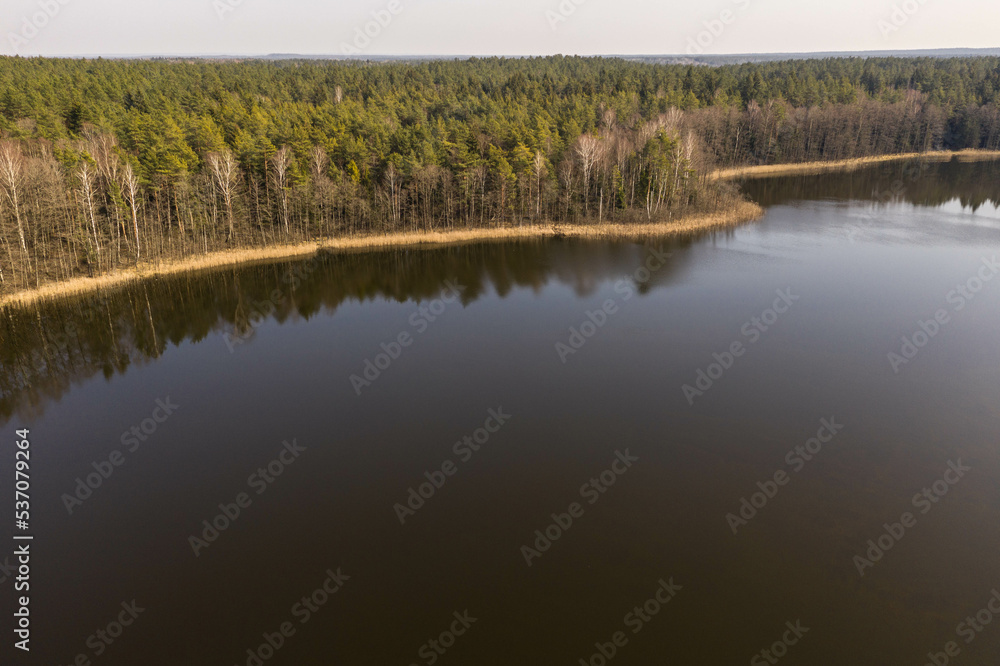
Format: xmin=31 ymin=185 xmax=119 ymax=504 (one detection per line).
xmin=207 ymin=150 xmax=240 ymax=241
xmin=384 ymin=163 xmax=402 ymax=226
xmin=310 ymin=146 xmax=330 ymax=181
xmin=575 ymin=134 xmax=603 ymax=216
xmin=77 ymin=161 xmax=101 ymax=262
xmin=532 ymin=151 xmax=547 ymax=219
xmin=120 ymin=163 xmax=142 ymax=262
xmin=88 ymin=133 xmax=125 ymax=259
xmin=269 ymin=146 xmax=292 ymax=235
xmin=0 ymin=140 xmax=28 ymax=254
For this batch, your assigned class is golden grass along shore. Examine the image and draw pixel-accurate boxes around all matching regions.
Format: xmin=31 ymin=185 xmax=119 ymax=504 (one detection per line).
xmin=0 ymin=200 xmax=763 ymax=309
xmin=710 ymin=149 xmax=1000 ymax=180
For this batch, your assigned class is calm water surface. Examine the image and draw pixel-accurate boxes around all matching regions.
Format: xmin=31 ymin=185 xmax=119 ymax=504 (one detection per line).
xmin=2 ymin=159 xmax=1000 ymax=665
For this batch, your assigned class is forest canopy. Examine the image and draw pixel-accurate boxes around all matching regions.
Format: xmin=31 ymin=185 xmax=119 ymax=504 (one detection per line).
xmin=0 ymin=54 xmax=999 ymax=293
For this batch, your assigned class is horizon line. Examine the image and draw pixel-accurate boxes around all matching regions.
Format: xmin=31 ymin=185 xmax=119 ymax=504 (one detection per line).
xmin=4 ymin=46 xmax=1000 ymax=60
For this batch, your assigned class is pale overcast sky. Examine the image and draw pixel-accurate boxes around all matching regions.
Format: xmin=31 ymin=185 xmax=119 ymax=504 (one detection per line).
xmin=2 ymin=0 xmax=997 ymax=57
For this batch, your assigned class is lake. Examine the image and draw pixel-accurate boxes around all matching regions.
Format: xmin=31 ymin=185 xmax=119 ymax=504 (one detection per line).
xmin=2 ymin=158 xmax=1000 ymax=665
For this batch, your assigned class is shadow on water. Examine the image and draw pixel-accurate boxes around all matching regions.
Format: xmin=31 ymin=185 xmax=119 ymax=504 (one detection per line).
xmin=0 ymin=233 xmax=709 ymax=424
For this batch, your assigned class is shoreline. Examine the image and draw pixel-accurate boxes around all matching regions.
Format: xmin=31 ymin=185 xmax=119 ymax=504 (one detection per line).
xmin=8 ymin=147 xmax=1000 ymax=310
xmin=710 ymin=149 xmax=1000 ymax=180
xmin=0 ymin=200 xmax=763 ymax=309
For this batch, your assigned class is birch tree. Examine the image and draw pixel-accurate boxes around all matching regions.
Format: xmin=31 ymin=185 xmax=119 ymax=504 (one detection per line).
xmin=384 ymin=162 xmax=402 ymax=227
xmin=575 ymin=134 xmax=603 ymax=217
xmin=532 ymin=151 xmax=547 ymax=219
xmin=207 ymin=150 xmax=240 ymax=240
xmin=120 ymin=163 xmax=142 ymax=262
xmin=269 ymin=146 xmax=292 ymax=235
xmin=0 ymin=141 xmax=27 ymax=254
xmin=78 ymin=161 xmax=101 ymax=262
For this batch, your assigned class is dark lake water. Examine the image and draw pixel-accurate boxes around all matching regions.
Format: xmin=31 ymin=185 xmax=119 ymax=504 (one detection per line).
xmin=2 ymin=158 xmax=1000 ymax=665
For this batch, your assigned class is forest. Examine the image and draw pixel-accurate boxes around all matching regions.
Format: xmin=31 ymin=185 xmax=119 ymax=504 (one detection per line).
xmin=1 ymin=54 xmax=1000 ymax=294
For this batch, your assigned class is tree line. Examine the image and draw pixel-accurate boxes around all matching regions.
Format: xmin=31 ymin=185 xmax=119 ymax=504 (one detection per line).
xmin=1 ymin=55 xmax=999 ymax=293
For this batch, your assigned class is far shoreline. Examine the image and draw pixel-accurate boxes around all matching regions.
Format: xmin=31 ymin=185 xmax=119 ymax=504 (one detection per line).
xmin=710 ymin=149 xmax=1000 ymax=180
xmin=0 ymin=200 xmax=763 ymax=310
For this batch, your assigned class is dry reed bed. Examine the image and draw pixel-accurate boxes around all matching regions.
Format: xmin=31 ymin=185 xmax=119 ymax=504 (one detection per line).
xmin=0 ymin=200 xmax=763 ymax=309
xmin=710 ymin=149 xmax=1000 ymax=180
